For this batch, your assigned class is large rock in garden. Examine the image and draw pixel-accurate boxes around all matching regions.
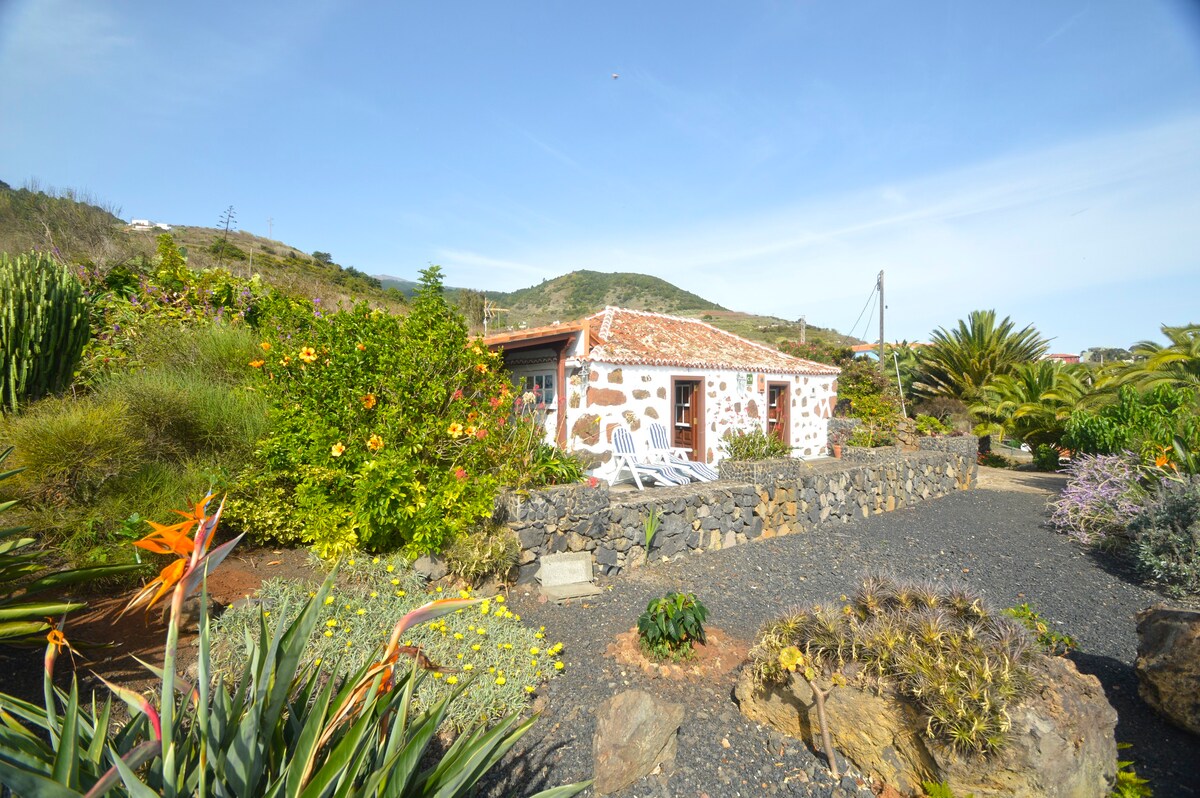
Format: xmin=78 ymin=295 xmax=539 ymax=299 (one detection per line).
xmin=1136 ymin=604 xmax=1200 ymax=735
xmin=735 ymin=655 xmax=1117 ymax=798
xmin=593 ymin=690 xmax=685 ymax=795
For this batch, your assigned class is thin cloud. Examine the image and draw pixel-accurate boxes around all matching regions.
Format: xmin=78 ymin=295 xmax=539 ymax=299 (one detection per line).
xmin=456 ymin=115 xmax=1200 ymax=348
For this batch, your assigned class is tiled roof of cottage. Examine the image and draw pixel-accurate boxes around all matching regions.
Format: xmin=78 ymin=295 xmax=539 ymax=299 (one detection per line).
xmin=586 ymin=307 xmax=838 ymax=376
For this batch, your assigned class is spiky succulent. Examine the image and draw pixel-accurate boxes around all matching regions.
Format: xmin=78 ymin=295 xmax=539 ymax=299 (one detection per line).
xmin=749 ymin=574 xmax=1037 ymax=755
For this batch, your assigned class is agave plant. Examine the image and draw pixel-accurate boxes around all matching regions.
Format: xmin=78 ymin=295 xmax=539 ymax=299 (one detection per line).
xmin=0 ymin=446 xmax=141 ymax=644
xmin=0 ymin=494 xmax=590 ymax=797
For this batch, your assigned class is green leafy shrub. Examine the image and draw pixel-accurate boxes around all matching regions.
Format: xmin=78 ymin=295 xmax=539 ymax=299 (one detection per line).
xmin=0 ymin=523 xmax=588 ymax=797
xmin=1033 ymin=444 xmax=1061 ymax=471
xmin=236 ymin=266 xmax=563 ymax=557
xmin=977 ymin=452 xmax=1013 ymax=469
xmin=637 ymin=591 xmax=708 ymax=661
xmin=835 ymin=358 xmax=902 ymax=445
xmin=1002 ymin=603 xmax=1076 ymax=656
xmin=76 ymin=249 xmax=264 ymax=384
xmin=1063 ymin=385 xmax=1200 ymax=472
xmin=721 ymin=427 xmax=791 ymax=460
xmin=0 ymin=251 xmax=90 ymax=413
xmin=525 ymin=441 xmax=587 ymax=485
xmin=1129 ymin=476 xmax=1200 ymax=596
xmin=212 ymin=555 xmax=567 ymax=731
xmin=444 ymin=522 xmax=519 ymax=585
xmin=915 ymin=413 xmax=953 ymax=436
xmin=750 ymin=575 xmax=1035 ymax=755
xmin=1112 ymin=744 xmax=1153 ymax=797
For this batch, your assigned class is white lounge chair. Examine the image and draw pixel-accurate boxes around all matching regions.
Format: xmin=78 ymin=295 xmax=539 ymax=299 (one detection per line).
xmin=611 ymin=427 xmax=690 ymax=490
xmin=647 ymin=422 xmax=719 ymax=481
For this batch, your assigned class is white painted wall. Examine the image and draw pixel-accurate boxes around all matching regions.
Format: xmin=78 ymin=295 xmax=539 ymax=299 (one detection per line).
xmin=501 ymin=333 xmax=838 ymax=480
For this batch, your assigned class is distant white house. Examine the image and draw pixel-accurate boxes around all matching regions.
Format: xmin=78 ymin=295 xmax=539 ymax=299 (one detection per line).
xmin=128 ymin=219 xmax=172 ymax=231
xmin=485 ymin=307 xmax=839 ymax=478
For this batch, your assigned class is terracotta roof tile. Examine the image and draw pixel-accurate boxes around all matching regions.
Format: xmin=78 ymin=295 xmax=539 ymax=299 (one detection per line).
xmin=585 ymin=307 xmax=838 ymax=376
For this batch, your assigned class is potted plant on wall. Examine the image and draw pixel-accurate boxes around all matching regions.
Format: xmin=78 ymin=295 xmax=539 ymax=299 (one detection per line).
xmin=828 ymin=426 xmax=848 ymax=458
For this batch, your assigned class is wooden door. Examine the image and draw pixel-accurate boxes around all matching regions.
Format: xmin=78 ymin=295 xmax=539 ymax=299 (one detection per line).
xmin=671 ymin=378 xmax=703 ymax=456
xmin=767 ymin=382 xmax=790 ymax=445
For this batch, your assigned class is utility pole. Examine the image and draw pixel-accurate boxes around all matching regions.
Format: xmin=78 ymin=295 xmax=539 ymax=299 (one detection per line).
xmin=877 ymin=270 xmax=885 ymax=368
xmin=268 ymin=217 xmax=274 ymax=239
xmin=799 ymin=316 xmax=806 ymax=344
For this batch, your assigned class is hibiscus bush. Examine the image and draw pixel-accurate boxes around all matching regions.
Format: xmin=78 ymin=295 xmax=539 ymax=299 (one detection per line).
xmin=228 ymin=267 xmax=555 ymax=557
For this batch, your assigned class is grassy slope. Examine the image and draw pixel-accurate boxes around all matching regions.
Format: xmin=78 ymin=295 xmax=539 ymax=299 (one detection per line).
xmin=0 ymin=181 xmax=855 ymax=348
xmin=0 ymin=181 xmax=405 ymax=313
xmin=478 ymin=270 xmax=858 ymax=348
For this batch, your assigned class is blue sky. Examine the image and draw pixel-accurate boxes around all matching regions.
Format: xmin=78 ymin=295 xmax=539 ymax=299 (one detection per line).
xmin=2 ymin=1 xmax=1199 ymax=353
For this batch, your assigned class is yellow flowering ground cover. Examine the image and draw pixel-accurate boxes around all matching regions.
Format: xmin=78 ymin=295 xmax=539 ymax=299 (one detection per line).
xmin=211 ymin=554 xmax=566 ymax=730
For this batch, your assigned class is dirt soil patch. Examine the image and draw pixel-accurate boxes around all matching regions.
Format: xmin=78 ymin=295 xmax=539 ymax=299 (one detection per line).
xmin=605 ymin=626 xmax=751 ymax=682
xmin=975 ymin=465 xmax=1067 ymax=494
xmin=0 ymin=546 xmax=322 ymax=705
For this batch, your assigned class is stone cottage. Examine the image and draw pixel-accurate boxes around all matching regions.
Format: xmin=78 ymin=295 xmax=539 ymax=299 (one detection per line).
xmin=484 ymin=307 xmax=839 ymax=478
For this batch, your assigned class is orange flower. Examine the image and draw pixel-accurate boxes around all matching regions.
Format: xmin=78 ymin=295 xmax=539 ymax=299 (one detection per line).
xmin=260 ymin=342 xmax=272 ymax=352
xmin=447 ymin=422 xmax=464 ymax=438
xmin=331 ymin=442 xmax=346 ymax=457
xmin=361 ymin=393 xmax=377 ymax=410
xmin=475 ymin=427 xmax=487 ymax=439
xmin=249 ymin=359 xmax=265 ymax=368
xmin=280 ymin=356 xmax=292 ymax=365
xmin=367 ymin=434 xmax=384 ymax=452
xmin=465 ymin=425 xmax=476 ymax=437
xmin=122 ymin=494 xmax=237 ymax=618
xmin=299 ymin=346 xmax=318 ymax=364
xmin=356 ymin=342 xmax=366 ymax=351
xmin=475 ymin=363 xmax=489 ymax=374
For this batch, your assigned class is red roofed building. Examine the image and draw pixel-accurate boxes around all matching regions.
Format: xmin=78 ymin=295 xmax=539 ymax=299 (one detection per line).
xmin=1043 ymin=353 xmax=1081 ymax=365
xmin=484 ymin=307 xmax=839 ymax=474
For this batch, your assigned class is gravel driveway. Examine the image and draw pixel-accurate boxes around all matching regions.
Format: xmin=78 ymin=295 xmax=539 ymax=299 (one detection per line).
xmin=482 ymin=469 xmax=1200 ymax=798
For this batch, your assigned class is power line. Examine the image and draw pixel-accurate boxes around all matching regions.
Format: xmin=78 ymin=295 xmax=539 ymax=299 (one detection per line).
xmin=847 ymin=279 xmax=878 ymax=341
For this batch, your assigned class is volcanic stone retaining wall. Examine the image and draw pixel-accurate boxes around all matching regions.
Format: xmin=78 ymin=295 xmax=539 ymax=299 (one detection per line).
xmin=498 ymin=448 xmax=978 ymax=582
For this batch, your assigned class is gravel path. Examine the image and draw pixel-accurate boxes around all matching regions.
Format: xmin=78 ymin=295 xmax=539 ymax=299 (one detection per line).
xmin=481 ymin=475 xmax=1200 ymax=798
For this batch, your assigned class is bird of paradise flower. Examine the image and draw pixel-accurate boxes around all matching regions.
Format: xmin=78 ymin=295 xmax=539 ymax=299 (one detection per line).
xmin=121 ymin=493 xmax=243 ymax=617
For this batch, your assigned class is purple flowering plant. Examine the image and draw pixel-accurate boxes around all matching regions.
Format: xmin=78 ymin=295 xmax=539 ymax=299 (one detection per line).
xmin=1048 ymin=453 xmax=1146 ymax=547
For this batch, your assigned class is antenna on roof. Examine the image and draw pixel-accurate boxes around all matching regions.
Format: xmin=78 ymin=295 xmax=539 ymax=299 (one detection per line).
xmin=483 ymin=300 xmax=510 ymax=336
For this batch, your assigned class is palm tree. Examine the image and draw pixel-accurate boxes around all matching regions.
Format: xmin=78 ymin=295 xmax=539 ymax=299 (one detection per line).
xmin=970 ymin=361 xmax=1086 ymax=449
xmin=1109 ymin=323 xmax=1200 ymax=392
xmin=914 ymin=310 xmax=1050 ymax=403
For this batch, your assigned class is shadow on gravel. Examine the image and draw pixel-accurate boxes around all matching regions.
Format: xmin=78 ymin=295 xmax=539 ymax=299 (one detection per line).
xmin=1079 ymin=545 xmax=1178 ymax=598
xmin=1071 ymin=651 xmax=1200 ymax=798
xmin=476 ymin=737 xmax=581 ymax=796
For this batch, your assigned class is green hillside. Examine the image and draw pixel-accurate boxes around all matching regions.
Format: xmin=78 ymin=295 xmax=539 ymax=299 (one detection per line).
xmin=1 ymin=180 xmax=856 ymax=349
xmin=488 ymin=270 xmax=722 ymax=325
xmin=475 ymin=269 xmax=857 ymax=349
xmin=0 ymin=181 xmax=404 ymax=312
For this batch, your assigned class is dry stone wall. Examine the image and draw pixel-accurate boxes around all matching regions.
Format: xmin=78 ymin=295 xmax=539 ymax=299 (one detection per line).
xmin=499 ymin=449 xmax=977 ymax=582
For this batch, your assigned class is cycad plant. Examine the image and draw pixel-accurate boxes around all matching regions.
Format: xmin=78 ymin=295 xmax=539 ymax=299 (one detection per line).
xmin=969 ymin=360 xmax=1086 ymax=449
xmin=0 ymin=494 xmax=589 ymax=798
xmin=914 ymin=310 xmax=1049 ymax=404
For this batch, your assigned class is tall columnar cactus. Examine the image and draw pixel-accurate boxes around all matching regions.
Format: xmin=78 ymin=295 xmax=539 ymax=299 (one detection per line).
xmin=0 ymin=251 xmax=90 ymax=413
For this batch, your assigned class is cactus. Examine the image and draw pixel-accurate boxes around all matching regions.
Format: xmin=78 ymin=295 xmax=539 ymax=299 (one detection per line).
xmin=0 ymin=251 xmax=89 ymax=413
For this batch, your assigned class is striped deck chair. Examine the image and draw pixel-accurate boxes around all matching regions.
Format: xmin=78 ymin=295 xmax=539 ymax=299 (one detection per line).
xmin=647 ymin=422 xmax=719 ymax=482
xmin=611 ymin=427 xmax=690 ymax=490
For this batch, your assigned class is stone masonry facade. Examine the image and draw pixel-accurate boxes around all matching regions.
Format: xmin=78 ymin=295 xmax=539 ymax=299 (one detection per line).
xmin=497 ymin=448 xmax=978 ymax=582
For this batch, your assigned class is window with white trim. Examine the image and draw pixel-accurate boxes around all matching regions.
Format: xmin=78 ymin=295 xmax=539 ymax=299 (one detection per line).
xmin=519 ymin=372 xmax=556 ymax=408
